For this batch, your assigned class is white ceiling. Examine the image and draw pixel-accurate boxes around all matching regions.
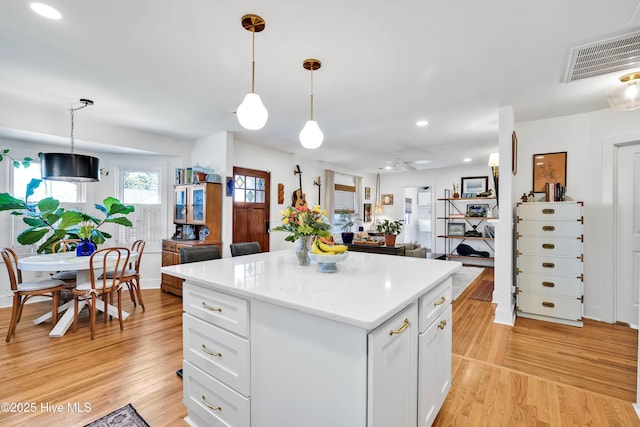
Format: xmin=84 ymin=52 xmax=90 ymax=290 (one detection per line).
xmin=0 ymin=0 xmax=639 ymax=174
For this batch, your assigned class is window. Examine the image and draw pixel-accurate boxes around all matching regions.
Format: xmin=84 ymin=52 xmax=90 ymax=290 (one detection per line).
xmin=332 ymin=184 xmax=355 ymax=233
xmin=117 ymin=168 xmax=163 ymax=250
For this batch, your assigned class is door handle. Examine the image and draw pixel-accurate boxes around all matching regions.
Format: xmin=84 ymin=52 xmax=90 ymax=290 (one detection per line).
xmin=389 ymin=318 xmax=411 ymax=336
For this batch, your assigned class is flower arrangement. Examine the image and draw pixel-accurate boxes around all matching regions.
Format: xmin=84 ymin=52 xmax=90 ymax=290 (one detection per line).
xmin=273 ymin=205 xmax=332 ymax=242
xmin=76 ymin=221 xmax=96 ymax=240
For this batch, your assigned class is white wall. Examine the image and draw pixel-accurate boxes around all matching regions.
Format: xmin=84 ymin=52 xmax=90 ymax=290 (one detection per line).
xmin=515 ymin=107 xmax=640 ymax=322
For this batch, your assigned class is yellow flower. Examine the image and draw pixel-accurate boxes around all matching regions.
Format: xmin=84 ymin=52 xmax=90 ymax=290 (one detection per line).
xmin=283 ymin=218 xmax=289 ymax=224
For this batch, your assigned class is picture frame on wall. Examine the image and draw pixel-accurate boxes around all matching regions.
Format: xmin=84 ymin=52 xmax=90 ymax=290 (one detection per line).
xmin=381 ymin=194 xmax=394 ymax=205
xmin=364 ymin=187 xmax=371 ymax=200
xmin=532 ymin=151 xmax=567 ymax=193
xmin=460 ymin=176 xmax=488 ymax=196
xmin=447 ymin=222 xmax=466 ymax=236
xmin=363 ymin=203 xmax=372 ymax=222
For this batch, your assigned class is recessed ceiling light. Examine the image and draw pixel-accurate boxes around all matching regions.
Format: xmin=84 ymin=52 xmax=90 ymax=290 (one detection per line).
xmin=463 ymin=158 xmax=472 ymax=162
xmin=416 ymin=120 xmax=429 ymax=127
xmin=30 ymin=3 xmax=62 ymax=20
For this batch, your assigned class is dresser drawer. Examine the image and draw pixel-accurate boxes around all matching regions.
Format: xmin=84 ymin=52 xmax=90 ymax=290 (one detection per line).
xmin=184 ymin=283 xmax=249 ymax=337
xmin=517 ymin=236 xmax=582 ymax=257
xmin=517 ymin=292 xmax=582 ymax=321
xmin=162 ymin=240 xmax=176 ymax=252
xmin=183 ymin=361 xmax=250 ymax=427
xmin=419 ymin=276 xmax=452 ymax=332
xmin=517 ymin=220 xmax=582 ymax=238
xmin=517 ymin=203 xmax=582 ymax=220
xmin=517 ymin=255 xmax=582 ymax=277
xmin=183 ymin=314 xmax=250 ymax=396
xmin=517 ymin=273 xmax=582 ymax=298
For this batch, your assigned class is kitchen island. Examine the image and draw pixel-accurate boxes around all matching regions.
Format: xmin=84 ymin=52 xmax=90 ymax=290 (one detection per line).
xmin=162 ymin=249 xmax=461 ymax=427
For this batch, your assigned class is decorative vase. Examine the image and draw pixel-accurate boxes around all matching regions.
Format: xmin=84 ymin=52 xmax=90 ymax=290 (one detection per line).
xmin=341 ymin=232 xmax=354 ymax=245
xmin=295 ymin=236 xmax=312 ymax=266
xmin=384 ymin=234 xmax=397 ymax=247
xmin=76 ymin=238 xmax=96 ymax=257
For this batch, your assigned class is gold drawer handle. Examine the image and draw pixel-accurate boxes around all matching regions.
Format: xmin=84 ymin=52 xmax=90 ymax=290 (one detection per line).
xmin=438 ymin=319 xmax=447 ymax=330
xmin=542 ymin=243 xmax=555 ymax=249
xmin=201 ymin=395 xmax=222 ymax=411
xmin=201 ymin=344 xmax=222 ymax=357
xmin=202 ymin=302 xmax=222 ymax=312
xmin=433 ymin=296 xmax=446 ymax=306
xmin=542 ymin=225 xmax=555 ymax=232
xmin=389 ymin=318 xmax=411 ymax=336
xmin=542 ymin=262 xmax=555 ymax=268
xmin=542 ymin=208 xmax=555 ymax=214
xmin=542 ymin=302 xmax=555 ymax=308
xmin=542 ymin=281 xmax=555 ymax=288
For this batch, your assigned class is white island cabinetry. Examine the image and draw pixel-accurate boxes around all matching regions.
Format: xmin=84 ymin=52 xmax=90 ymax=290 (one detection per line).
xmin=163 ymin=250 xmax=460 ymax=427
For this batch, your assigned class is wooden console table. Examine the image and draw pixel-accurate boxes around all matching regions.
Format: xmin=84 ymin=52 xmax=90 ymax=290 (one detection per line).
xmin=347 ymin=244 xmax=406 ymax=256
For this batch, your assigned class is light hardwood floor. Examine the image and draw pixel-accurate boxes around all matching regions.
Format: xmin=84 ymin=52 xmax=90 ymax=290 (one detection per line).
xmin=0 ymin=270 xmax=638 ymax=426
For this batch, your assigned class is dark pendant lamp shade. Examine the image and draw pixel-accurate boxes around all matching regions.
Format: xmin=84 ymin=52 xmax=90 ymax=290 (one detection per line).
xmin=40 ymin=153 xmax=100 ymax=182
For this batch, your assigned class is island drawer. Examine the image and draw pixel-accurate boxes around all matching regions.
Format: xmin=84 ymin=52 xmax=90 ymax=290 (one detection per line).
xmin=184 ymin=283 xmax=249 ymax=337
xmin=183 ymin=314 xmax=250 ymax=396
xmin=419 ymin=276 xmax=452 ymax=332
xmin=183 ymin=361 xmax=250 ymax=427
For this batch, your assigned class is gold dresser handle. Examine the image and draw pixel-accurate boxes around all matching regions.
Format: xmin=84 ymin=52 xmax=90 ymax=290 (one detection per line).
xmin=542 ymin=208 xmax=555 ymax=214
xmin=542 ymin=281 xmax=555 ymax=288
xmin=542 ymin=243 xmax=555 ymax=249
xmin=438 ymin=319 xmax=447 ymax=330
xmin=202 ymin=302 xmax=222 ymax=312
xmin=433 ymin=296 xmax=446 ymax=306
xmin=542 ymin=302 xmax=555 ymax=308
xmin=389 ymin=318 xmax=411 ymax=336
xmin=542 ymin=262 xmax=555 ymax=268
xmin=542 ymin=225 xmax=555 ymax=232
xmin=201 ymin=344 xmax=222 ymax=357
xmin=201 ymin=395 xmax=222 ymax=411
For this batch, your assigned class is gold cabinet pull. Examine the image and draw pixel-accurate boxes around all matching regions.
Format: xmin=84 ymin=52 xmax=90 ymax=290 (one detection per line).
xmin=201 ymin=344 xmax=222 ymax=357
xmin=389 ymin=318 xmax=411 ymax=336
xmin=542 ymin=208 xmax=555 ymax=214
xmin=541 ymin=281 xmax=555 ymax=288
xmin=433 ymin=296 xmax=446 ymax=306
xmin=542 ymin=302 xmax=555 ymax=308
xmin=542 ymin=262 xmax=555 ymax=268
xmin=542 ymin=225 xmax=555 ymax=232
xmin=202 ymin=302 xmax=222 ymax=312
xmin=542 ymin=243 xmax=555 ymax=249
xmin=438 ymin=319 xmax=447 ymax=330
xmin=201 ymin=395 xmax=222 ymax=411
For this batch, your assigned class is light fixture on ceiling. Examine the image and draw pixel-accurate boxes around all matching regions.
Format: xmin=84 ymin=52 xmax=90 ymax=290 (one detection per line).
xmin=488 ymin=152 xmax=499 ymax=204
xmin=30 ymin=2 xmax=62 ymax=20
xmin=40 ymin=99 xmax=100 ymax=182
xmin=236 ymin=14 xmax=268 ymax=130
xmin=299 ymin=58 xmax=324 ymax=149
xmin=607 ymin=72 xmax=640 ymax=111
xmin=416 ymin=120 xmax=429 ymax=127
xmin=374 ymin=173 xmax=384 ymax=217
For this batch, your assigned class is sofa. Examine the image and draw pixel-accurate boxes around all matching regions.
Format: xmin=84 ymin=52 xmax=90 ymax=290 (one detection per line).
xmin=397 ymin=242 xmax=428 ymax=258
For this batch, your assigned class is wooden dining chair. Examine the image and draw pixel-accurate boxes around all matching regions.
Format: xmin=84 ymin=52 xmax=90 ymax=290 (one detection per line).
xmin=72 ymin=247 xmax=130 ymax=340
xmin=2 ymin=247 xmax=66 ymax=342
xmin=50 ymin=239 xmax=81 ymax=285
xmin=99 ymin=240 xmax=146 ymax=311
xmin=229 ymin=241 xmax=261 ymax=257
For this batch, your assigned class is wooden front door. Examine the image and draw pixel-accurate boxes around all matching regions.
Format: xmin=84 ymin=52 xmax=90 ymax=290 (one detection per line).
xmin=232 ymin=167 xmax=270 ymax=252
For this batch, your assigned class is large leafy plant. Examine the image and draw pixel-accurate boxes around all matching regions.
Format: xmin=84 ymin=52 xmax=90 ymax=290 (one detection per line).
xmin=0 ymin=178 xmax=135 ymax=253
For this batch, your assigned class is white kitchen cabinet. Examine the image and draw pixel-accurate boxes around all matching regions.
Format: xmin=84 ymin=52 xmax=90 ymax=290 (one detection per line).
xmin=516 ymin=201 xmax=584 ymax=327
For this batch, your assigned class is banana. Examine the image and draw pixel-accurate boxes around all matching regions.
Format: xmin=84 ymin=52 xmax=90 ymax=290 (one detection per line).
xmin=312 ymin=238 xmax=326 ymax=254
xmin=317 ymin=240 xmax=347 ymax=254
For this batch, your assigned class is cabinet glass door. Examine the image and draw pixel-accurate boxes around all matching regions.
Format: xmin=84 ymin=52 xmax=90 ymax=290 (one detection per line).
xmin=174 ymin=187 xmax=187 ymax=223
xmin=189 ymin=187 xmax=205 ymax=224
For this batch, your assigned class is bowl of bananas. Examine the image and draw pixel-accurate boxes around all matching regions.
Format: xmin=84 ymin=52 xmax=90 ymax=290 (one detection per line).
xmin=310 ymin=238 xmax=349 ymax=273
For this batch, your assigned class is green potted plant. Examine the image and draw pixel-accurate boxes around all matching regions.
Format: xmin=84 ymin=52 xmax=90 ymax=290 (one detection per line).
xmin=375 ymin=219 xmax=404 ymax=247
xmin=336 ymin=211 xmax=358 ymax=244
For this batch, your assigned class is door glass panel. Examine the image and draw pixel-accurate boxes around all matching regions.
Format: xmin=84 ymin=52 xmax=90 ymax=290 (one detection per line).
xmin=246 ymin=176 xmax=256 ymax=190
xmin=192 ymin=188 xmax=204 ymax=221
xmin=256 ymin=178 xmax=265 ymax=191
xmin=235 ymin=175 xmax=245 ymax=189
xmin=256 ymin=190 xmax=265 ymax=203
xmin=246 ymin=190 xmax=255 ymax=202
xmin=234 ymin=173 xmax=264 ymax=204
xmin=175 ymin=189 xmax=186 ymax=221
xmin=235 ymin=189 xmax=245 ymax=202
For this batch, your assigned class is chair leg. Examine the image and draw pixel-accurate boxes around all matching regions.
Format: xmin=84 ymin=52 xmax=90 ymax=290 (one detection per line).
xmin=72 ymin=297 xmax=79 ymax=332
xmin=127 ymin=282 xmax=137 ymax=306
xmin=51 ymin=291 xmax=59 ymax=327
xmin=5 ymin=294 xmax=21 ymax=342
xmin=117 ymin=289 xmax=124 ymax=331
xmin=90 ymin=296 xmax=96 ymax=340
xmin=104 ymin=292 xmax=110 ymax=323
xmin=133 ymin=277 xmax=145 ymax=311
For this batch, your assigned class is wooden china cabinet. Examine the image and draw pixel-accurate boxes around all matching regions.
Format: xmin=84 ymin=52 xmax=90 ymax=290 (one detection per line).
xmin=161 ymin=182 xmax=222 ymax=296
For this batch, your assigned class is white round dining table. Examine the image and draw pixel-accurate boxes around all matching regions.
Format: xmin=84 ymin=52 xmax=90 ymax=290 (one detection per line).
xmin=18 ymin=249 xmax=137 ymax=337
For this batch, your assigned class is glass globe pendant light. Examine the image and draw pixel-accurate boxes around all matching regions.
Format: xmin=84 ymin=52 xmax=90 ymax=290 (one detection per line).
xmin=236 ymin=14 xmax=268 ymax=130
xmin=299 ymin=58 xmax=324 ymax=149
xmin=607 ymin=72 xmax=640 ymax=111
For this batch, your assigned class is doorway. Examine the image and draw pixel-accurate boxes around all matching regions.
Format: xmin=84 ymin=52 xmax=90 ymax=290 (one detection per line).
xmin=402 ymin=186 xmax=432 ymax=252
xmin=232 ymin=167 xmax=270 ymax=252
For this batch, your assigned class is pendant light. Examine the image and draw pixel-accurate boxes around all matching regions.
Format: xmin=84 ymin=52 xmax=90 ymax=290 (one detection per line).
xmin=236 ymin=14 xmax=268 ymax=130
xmin=607 ymin=72 xmax=640 ymax=111
xmin=299 ymin=58 xmax=324 ymax=149
xmin=40 ymin=99 xmax=100 ymax=182
xmin=374 ymin=173 xmax=384 ymax=218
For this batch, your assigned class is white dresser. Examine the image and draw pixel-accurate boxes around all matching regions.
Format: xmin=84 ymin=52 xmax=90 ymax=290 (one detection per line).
xmin=163 ymin=250 xmax=460 ymax=426
xmin=516 ymin=201 xmax=584 ymax=327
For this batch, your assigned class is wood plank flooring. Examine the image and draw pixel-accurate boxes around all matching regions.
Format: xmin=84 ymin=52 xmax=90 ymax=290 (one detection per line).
xmin=0 ymin=269 xmax=638 ymax=426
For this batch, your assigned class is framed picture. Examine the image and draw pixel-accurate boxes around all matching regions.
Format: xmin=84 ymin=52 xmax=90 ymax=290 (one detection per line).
xmin=532 ymin=151 xmax=567 ymax=193
xmin=381 ymin=194 xmax=394 ymax=205
xmin=364 ymin=187 xmax=371 ymax=200
xmin=466 ymin=204 xmax=489 ymax=217
xmin=447 ymin=222 xmax=466 ymax=236
xmin=460 ymin=176 xmax=488 ymax=196
xmin=363 ymin=203 xmax=372 ymax=222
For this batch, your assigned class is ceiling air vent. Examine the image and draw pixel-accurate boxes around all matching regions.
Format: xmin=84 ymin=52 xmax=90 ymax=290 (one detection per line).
xmin=564 ymin=30 xmax=640 ymax=82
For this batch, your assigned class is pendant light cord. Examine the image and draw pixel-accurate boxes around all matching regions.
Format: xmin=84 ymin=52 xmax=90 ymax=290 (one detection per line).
xmin=69 ymin=100 xmax=92 ymax=154
xmin=309 ymin=70 xmax=314 ymax=120
xmin=251 ymin=30 xmax=256 ymax=93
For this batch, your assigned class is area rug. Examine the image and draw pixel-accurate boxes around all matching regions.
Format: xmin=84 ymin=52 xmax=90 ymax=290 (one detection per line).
xmin=83 ymin=404 xmax=150 ymax=427
xmin=452 ymin=266 xmax=484 ymax=300
xmin=469 ymin=279 xmax=494 ymax=302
